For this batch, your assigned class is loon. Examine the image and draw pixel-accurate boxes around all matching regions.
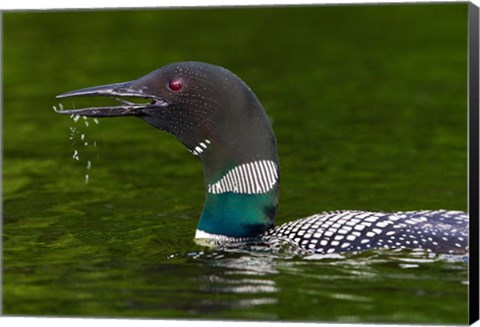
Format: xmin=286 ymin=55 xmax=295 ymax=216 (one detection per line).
xmin=55 ymin=61 xmax=468 ymax=255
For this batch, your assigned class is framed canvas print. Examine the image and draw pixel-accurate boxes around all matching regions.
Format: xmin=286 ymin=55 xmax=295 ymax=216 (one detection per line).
xmin=2 ymin=1 xmax=479 ymax=326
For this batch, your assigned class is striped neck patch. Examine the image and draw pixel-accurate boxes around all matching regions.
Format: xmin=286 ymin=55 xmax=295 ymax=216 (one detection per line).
xmin=190 ymin=139 xmax=211 ymax=156
xmin=208 ymin=160 xmax=278 ymax=194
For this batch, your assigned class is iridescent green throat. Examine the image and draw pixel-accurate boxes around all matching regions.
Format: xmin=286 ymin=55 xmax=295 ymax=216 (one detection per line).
xmin=197 ymin=159 xmax=280 ymax=238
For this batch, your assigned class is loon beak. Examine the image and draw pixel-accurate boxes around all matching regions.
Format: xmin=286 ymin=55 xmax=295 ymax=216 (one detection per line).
xmin=55 ymin=81 xmax=169 ymax=117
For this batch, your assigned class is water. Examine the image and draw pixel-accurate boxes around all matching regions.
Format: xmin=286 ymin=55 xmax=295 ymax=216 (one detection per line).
xmin=65 ymin=115 xmax=100 ymax=183
xmin=2 ymin=4 xmax=468 ymax=323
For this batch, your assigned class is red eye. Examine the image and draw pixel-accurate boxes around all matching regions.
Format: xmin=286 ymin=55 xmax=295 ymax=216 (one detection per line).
xmin=168 ymin=78 xmax=183 ymax=91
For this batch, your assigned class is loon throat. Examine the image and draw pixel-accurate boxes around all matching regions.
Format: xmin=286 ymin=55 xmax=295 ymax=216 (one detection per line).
xmin=197 ymin=159 xmax=280 ymax=238
xmin=207 ymin=160 xmax=278 ymax=195
xmin=55 ymin=61 xmax=468 ymax=255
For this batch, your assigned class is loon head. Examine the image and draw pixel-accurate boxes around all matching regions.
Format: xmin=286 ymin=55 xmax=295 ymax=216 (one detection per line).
xmin=56 ymin=61 xmax=280 ymax=238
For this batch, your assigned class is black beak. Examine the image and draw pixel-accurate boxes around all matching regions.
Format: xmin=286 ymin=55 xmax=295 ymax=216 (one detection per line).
xmin=55 ymin=81 xmax=168 ymax=117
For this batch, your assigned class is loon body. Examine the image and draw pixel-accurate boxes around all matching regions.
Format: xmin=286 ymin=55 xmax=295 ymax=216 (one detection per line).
xmin=55 ymin=61 xmax=468 ymax=255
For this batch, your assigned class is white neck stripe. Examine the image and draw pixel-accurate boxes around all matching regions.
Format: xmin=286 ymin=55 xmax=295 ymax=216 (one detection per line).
xmin=208 ymin=160 xmax=278 ymax=195
xmin=191 ymin=139 xmax=211 ymax=156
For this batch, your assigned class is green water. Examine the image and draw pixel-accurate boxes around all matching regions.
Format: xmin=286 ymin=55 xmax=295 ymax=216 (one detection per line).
xmin=2 ymin=4 xmax=469 ymax=323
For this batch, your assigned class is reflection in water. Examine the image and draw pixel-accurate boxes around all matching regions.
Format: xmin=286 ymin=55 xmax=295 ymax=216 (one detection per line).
xmin=171 ymin=246 xmax=469 ymax=321
xmin=186 ymin=251 xmax=281 ymax=319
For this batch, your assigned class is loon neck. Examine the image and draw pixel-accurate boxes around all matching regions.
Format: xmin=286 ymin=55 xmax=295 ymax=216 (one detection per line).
xmin=194 ymin=104 xmax=280 ymax=238
xmin=197 ymin=157 xmax=280 ymax=238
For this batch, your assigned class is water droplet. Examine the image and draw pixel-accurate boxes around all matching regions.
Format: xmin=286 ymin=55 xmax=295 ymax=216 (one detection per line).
xmin=87 ymin=161 xmax=92 ymax=170
xmin=93 ymin=118 xmax=100 ymax=124
xmin=81 ymin=134 xmax=85 ymax=140
xmin=85 ymin=174 xmax=89 ymax=184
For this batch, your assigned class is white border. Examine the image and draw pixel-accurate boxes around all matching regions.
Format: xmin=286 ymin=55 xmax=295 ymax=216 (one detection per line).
xmin=0 ymin=0 xmax=478 ymax=10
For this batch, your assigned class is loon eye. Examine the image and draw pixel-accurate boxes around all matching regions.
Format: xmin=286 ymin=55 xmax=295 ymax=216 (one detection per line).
xmin=168 ymin=78 xmax=183 ymax=91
